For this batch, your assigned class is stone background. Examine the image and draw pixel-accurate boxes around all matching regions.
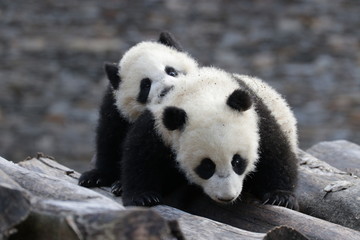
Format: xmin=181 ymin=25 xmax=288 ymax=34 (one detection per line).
xmin=0 ymin=0 xmax=359 ymax=171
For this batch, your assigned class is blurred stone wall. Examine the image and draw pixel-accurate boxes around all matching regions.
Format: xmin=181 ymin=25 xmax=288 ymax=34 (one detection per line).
xmin=0 ymin=0 xmax=359 ymax=171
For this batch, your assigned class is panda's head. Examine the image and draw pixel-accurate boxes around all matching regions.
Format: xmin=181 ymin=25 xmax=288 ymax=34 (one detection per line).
xmin=104 ymin=32 xmax=198 ymax=122
xmin=157 ymin=68 xmax=260 ymax=204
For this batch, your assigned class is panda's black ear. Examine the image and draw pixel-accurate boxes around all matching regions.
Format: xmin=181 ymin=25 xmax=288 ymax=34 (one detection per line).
xmin=163 ymin=106 xmax=187 ymax=131
xmin=104 ymin=62 xmax=121 ymax=90
xmin=227 ymin=89 xmax=252 ymax=112
xmin=158 ymin=31 xmax=183 ymax=52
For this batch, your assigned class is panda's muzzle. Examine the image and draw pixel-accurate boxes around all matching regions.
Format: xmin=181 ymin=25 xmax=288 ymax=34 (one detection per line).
xmin=159 ymin=86 xmax=174 ymax=98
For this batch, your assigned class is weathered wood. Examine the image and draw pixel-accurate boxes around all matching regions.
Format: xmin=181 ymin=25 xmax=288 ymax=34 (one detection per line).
xmin=18 ymin=153 xmax=119 ymax=201
xmin=12 ymin=208 xmax=178 ymax=240
xmin=5 ymin=154 xmax=174 ymax=240
xmin=1 ymin=156 xmax=308 ymax=240
xmin=155 ymin=205 xmax=308 ymax=240
xmin=0 ymin=169 xmax=30 ymax=239
xmin=1 ymin=156 xmax=182 ymax=240
xmin=296 ymin=150 xmax=360 ymax=231
xmin=307 ymin=140 xmax=360 ymax=177
xmin=157 ymin=185 xmax=360 ymax=240
xmin=12 ymin=157 xmax=268 ymax=239
xmin=14 ymin=155 xmax=360 ymax=240
xmin=0 ymin=157 xmax=124 ymax=214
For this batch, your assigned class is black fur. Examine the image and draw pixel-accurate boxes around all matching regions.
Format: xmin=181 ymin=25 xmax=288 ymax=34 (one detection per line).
xmin=162 ymin=106 xmax=188 ymax=131
xmin=78 ymin=86 xmax=130 ymax=188
xmin=235 ymin=76 xmax=299 ymax=210
xmin=158 ymin=31 xmax=183 ymax=52
xmin=104 ymin=62 xmax=121 ymax=90
xmin=121 ymin=110 xmax=186 ymax=206
xmin=227 ymin=89 xmax=252 ymax=112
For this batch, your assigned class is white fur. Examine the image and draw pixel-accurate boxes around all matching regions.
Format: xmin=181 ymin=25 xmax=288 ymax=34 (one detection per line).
xmin=151 ymin=67 xmax=260 ymax=203
xmin=233 ymin=74 xmax=298 ymax=153
xmin=113 ymin=41 xmax=198 ymax=122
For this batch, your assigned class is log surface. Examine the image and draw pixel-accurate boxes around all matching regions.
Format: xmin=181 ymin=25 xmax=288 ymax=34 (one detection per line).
xmin=1 ymin=141 xmax=360 ymax=240
xmin=296 ymin=149 xmax=360 ymax=231
xmin=307 ymin=140 xmax=360 ymax=177
xmin=0 ymin=169 xmax=30 ymax=237
xmin=1 ymin=156 xmax=305 ymax=240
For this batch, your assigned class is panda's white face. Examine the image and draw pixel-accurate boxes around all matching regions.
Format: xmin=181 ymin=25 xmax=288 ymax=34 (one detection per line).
xmin=176 ymin=111 xmax=259 ymax=203
xmin=114 ymin=42 xmax=198 ymax=122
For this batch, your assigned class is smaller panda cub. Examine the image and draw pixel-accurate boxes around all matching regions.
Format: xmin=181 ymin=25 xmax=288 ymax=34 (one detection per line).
xmin=78 ymin=32 xmax=199 ymax=194
xmin=121 ymin=67 xmax=298 ymax=209
xmin=107 ymin=33 xmax=199 ymax=122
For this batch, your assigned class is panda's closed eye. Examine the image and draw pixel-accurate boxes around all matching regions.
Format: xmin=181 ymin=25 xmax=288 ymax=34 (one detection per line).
xmin=165 ymin=66 xmax=178 ymax=77
xmin=232 ymin=154 xmax=247 ymax=175
xmin=195 ymin=158 xmax=215 ymax=180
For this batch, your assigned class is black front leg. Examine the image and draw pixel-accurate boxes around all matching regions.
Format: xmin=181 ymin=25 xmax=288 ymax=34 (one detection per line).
xmin=79 ymin=86 xmax=130 ymax=189
xmin=121 ymin=110 xmax=172 ymax=207
xmin=245 ymin=142 xmax=299 ymax=210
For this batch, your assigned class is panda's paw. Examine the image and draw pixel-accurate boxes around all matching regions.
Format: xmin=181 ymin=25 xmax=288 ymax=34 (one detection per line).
xmin=111 ymin=180 xmax=123 ymax=196
xmin=123 ymin=192 xmax=163 ymax=207
xmin=262 ymin=190 xmax=299 ymax=210
xmin=78 ymin=169 xmax=118 ymax=188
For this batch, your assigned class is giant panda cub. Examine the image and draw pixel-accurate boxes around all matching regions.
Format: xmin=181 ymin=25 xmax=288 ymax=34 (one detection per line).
xmin=78 ymin=32 xmax=198 ymax=195
xmin=121 ymin=67 xmax=299 ymax=210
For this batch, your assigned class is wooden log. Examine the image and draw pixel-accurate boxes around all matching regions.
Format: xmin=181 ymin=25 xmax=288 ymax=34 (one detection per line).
xmin=157 ymin=186 xmax=360 ymax=240
xmin=0 ymin=156 xmax=124 ymax=214
xmin=156 ymin=205 xmax=308 ymax=240
xmin=1 ymin=156 xmax=182 ymax=239
xmin=1 ymin=156 xmax=307 ymax=240
xmin=0 ymin=158 xmax=179 ymax=240
xmin=18 ymin=153 xmax=120 ymax=201
xmin=307 ymin=140 xmax=360 ymax=177
xmin=296 ymin=150 xmax=360 ymax=231
xmin=0 ymin=169 xmax=30 ymax=239
xmin=12 ymin=208 xmax=179 ymax=240
xmin=15 ymin=155 xmax=360 ymax=240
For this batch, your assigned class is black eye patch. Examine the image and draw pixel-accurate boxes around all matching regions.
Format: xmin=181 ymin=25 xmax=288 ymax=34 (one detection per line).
xmin=232 ymin=154 xmax=247 ymax=175
xmin=195 ymin=158 xmax=216 ymax=180
xmin=137 ymin=78 xmax=152 ymax=104
xmin=165 ymin=66 xmax=178 ymax=77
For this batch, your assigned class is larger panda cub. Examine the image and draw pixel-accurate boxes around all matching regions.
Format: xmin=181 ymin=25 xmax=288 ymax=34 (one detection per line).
xmin=121 ymin=67 xmax=298 ymax=209
xmin=78 ymin=32 xmax=198 ymax=194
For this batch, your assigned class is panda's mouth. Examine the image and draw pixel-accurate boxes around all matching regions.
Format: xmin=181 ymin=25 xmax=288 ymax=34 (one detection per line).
xmin=216 ymin=197 xmax=236 ymax=204
xmin=159 ymin=86 xmax=174 ymax=98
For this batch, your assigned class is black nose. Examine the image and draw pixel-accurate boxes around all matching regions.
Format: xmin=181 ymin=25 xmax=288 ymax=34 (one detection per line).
xmin=159 ymin=86 xmax=174 ymax=97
